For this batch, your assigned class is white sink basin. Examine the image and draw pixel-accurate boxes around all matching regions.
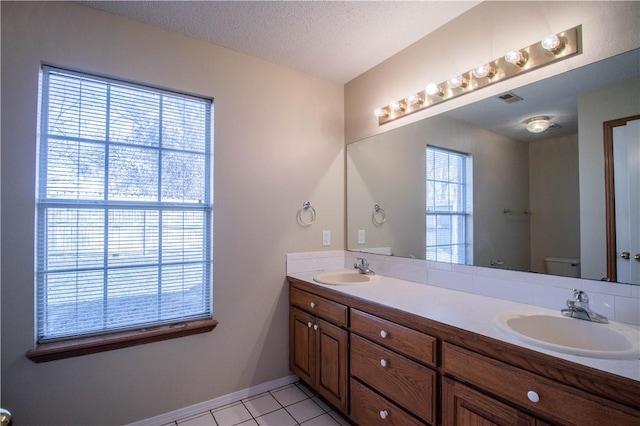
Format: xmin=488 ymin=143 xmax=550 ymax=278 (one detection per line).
xmin=313 ymin=270 xmax=378 ymax=286
xmin=495 ymin=310 xmax=640 ymax=359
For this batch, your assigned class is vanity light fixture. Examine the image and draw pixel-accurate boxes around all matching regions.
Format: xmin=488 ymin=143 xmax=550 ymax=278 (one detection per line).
xmin=426 ymin=83 xmax=445 ymax=97
xmin=472 ymin=63 xmax=497 ymax=79
xmin=405 ymin=93 xmax=425 ymax=106
xmin=525 ymin=116 xmax=551 ymax=133
xmin=375 ymin=25 xmax=581 ymax=125
xmin=374 ymin=107 xmax=389 ymax=118
xmin=448 ymin=74 xmax=469 ymax=89
xmin=505 ymin=49 xmax=528 ymax=67
xmin=541 ymin=33 xmax=563 ymax=53
xmin=390 ymin=100 xmax=406 ymax=112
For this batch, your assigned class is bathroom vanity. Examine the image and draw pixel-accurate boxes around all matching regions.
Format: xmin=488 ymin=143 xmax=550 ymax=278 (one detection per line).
xmin=288 ymin=273 xmax=640 ymax=426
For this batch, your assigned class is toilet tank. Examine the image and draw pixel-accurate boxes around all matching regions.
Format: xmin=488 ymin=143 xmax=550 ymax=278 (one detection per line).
xmin=544 ymin=257 xmax=580 ymax=277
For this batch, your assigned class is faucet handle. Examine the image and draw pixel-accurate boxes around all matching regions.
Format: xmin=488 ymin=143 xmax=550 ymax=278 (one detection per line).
xmin=573 ymin=289 xmax=589 ymax=303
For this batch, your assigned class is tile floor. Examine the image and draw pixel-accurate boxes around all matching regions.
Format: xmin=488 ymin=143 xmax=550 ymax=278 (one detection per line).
xmin=166 ymin=382 xmax=351 ymax=426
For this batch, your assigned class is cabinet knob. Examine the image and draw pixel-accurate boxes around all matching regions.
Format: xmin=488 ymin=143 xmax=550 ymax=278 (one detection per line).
xmin=310 ymin=302 xmax=316 ymax=308
xmin=380 ymin=359 xmax=387 ymax=368
xmin=379 ymin=410 xmax=388 ymax=419
xmin=527 ymin=390 xmax=540 ymax=403
xmin=635 ymin=253 xmax=640 ymax=261
xmin=307 ymin=322 xmax=312 ymax=328
xmin=313 ymin=324 xmax=319 ymax=331
xmin=380 ymin=330 xmax=388 ymax=338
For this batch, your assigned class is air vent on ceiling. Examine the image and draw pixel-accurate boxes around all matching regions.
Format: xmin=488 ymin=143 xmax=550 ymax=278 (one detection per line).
xmin=496 ymin=92 xmax=523 ymax=103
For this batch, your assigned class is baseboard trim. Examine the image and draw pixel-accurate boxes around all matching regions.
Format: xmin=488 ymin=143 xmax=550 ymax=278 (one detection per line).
xmin=127 ymin=374 xmax=299 ymax=426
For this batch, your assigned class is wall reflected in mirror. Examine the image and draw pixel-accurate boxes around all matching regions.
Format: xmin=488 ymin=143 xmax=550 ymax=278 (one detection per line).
xmin=347 ymin=49 xmax=640 ymax=284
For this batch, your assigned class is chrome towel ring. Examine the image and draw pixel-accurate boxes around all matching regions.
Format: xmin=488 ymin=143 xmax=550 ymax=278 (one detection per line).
xmin=372 ymin=204 xmax=386 ymax=225
xmin=297 ymin=201 xmax=316 ymax=226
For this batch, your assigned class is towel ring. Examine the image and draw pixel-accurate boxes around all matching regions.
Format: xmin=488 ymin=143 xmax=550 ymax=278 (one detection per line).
xmin=297 ymin=201 xmax=316 ymax=227
xmin=372 ymin=204 xmax=386 ymax=226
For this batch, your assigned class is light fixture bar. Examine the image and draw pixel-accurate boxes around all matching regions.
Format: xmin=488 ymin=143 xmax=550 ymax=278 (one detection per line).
xmin=376 ymin=25 xmax=581 ymax=125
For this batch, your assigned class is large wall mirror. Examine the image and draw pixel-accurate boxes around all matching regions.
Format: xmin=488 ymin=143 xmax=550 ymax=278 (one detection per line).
xmin=347 ymin=48 xmax=640 ymax=285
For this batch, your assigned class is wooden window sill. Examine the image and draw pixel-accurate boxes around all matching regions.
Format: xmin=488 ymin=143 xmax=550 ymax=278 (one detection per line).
xmin=26 ymin=318 xmax=218 ymax=363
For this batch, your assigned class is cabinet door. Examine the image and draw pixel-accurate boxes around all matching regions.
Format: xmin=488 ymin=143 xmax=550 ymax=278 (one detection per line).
xmin=442 ymin=378 xmax=535 ymax=426
xmin=316 ymin=318 xmax=348 ymax=413
xmin=290 ymin=307 xmax=315 ymax=385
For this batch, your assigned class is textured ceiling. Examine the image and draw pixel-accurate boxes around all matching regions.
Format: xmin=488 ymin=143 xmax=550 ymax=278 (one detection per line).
xmin=81 ymin=1 xmax=480 ymax=83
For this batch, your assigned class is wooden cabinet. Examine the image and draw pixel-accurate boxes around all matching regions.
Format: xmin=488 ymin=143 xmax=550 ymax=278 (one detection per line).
xmin=442 ymin=377 xmax=536 ymax=426
xmin=350 ymin=309 xmax=436 ymax=366
xmin=351 ymin=378 xmax=424 ymax=426
xmin=442 ymin=343 xmax=640 ymax=426
xmin=289 ymin=289 xmax=348 ymax=413
xmin=288 ymin=277 xmax=640 ymax=426
xmin=350 ymin=309 xmax=437 ymax=425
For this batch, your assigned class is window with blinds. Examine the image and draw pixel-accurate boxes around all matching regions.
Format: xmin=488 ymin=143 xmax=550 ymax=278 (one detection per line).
xmin=426 ymin=146 xmax=473 ymax=264
xmin=36 ymin=66 xmax=213 ymax=342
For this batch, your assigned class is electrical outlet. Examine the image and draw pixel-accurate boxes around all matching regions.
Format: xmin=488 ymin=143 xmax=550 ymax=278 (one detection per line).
xmin=358 ymin=229 xmax=365 ymax=244
xmin=322 ymin=230 xmax=331 ymax=246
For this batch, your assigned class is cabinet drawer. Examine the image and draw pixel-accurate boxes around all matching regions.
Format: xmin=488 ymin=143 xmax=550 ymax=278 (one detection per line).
xmin=351 ymin=334 xmax=436 ymax=424
xmin=351 ymin=309 xmax=436 ymax=366
xmin=351 ymin=378 xmax=426 ymax=426
xmin=442 ymin=343 xmax=640 ymax=426
xmin=290 ymin=288 xmax=348 ymax=326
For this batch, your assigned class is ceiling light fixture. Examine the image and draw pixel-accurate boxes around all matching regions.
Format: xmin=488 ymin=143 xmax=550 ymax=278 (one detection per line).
xmin=374 ymin=25 xmax=580 ymax=125
xmin=525 ymin=116 xmax=551 ymax=133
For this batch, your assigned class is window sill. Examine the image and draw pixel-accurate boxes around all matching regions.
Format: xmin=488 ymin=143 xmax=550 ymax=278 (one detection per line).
xmin=26 ymin=318 xmax=218 ymax=363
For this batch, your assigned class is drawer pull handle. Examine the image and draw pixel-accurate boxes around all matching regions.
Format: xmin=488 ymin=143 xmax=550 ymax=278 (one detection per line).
xmin=380 ymin=330 xmax=388 ymax=338
xmin=379 ymin=410 xmax=388 ymax=419
xmin=527 ymin=390 xmax=540 ymax=403
xmin=307 ymin=322 xmax=312 ymax=328
xmin=380 ymin=359 xmax=387 ymax=367
xmin=313 ymin=324 xmax=319 ymax=331
xmin=310 ymin=302 xmax=316 ymax=308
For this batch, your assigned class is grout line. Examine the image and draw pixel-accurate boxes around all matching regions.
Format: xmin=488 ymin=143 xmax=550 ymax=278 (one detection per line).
xmin=176 ymin=382 xmax=346 ymax=426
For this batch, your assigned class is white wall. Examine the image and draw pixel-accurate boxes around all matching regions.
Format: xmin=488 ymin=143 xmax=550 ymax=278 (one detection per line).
xmin=0 ymin=2 xmax=344 ymax=425
xmin=529 ymin=134 xmax=580 ymax=273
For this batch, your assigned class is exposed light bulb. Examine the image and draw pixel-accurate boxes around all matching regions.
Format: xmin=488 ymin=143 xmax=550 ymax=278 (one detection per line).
xmin=525 ymin=116 xmax=551 ymax=133
xmin=448 ymin=74 xmax=469 ymax=89
xmin=472 ymin=63 xmax=496 ymax=79
xmin=505 ymin=50 xmax=528 ymax=66
xmin=405 ymin=93 xmax=424 ymax=106
xmin=374 ymin=107 xmax=388 ymax=118
xmin=390 ymin=100 xmax=406 ymax=112
xmin=541 ymin=34 xmax=563 ymax=53
xmin=425 ymin=83 xmax=444 ymax=97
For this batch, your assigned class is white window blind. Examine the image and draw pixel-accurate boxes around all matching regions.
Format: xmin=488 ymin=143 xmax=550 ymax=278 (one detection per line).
xmin=426 ymin=146 xmax=472 ymax=264
xmin=36 ymin=66 xmax=213 ymax=342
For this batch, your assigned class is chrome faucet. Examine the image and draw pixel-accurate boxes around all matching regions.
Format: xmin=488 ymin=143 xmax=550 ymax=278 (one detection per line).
xmin=561 ymin=289 xmax=608 ymax=323
xmin=354 ymin=257 xmax=375 ymax=275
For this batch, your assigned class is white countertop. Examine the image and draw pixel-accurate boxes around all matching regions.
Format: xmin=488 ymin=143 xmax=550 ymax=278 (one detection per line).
xmin=289 ymin=270 xmax=640 ymax=382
